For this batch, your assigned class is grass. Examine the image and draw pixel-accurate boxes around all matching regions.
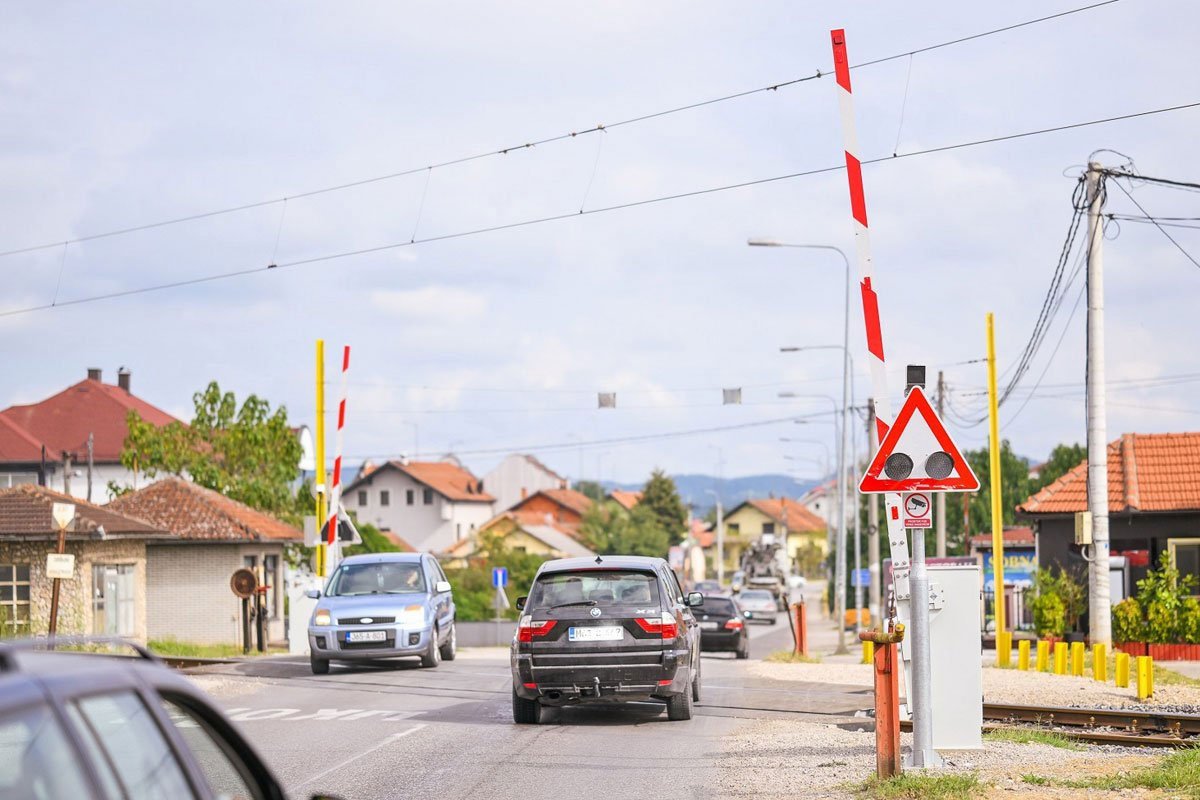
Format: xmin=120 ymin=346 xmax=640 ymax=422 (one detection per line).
xmin=1020 ymin=774 xmax=1050 ymax=786
xmin=1058 ymin=747 xmax=1200 ymax=797
xmin=983 ymin=727 xmax=1083 ymax=750
xmin=765 ymin=650 xmax=823 ymax=664
xmin=859 ymin=773 xmax=982 ymax=799
xmin=147 ymin=637 xmax=284 ymax=658
xmin=1155 ymin=664 xmax=1200 ymax=688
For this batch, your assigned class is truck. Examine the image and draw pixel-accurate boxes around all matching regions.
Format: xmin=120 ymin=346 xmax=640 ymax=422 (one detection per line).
xmin=738 ymin=534 xmax=791 ymax=611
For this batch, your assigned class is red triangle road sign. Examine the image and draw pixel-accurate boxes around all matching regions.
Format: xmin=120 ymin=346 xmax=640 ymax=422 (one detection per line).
xmin=859 ymin=386 xmax=980 ymax=494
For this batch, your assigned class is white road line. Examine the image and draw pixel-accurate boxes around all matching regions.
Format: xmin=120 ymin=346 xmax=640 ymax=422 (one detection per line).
xmin=289 ymin=724 xmax=426 ymax=792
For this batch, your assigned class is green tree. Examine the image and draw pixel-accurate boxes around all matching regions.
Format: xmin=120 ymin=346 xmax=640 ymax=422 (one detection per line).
xmin=342 ymin=521 xmax=401 ymax=557
xmin=1031 ymin=443 xmax=1086 ymax=493
xmin=572 ymin=480 xmax=606 ymax=502
xmin=442 ymin=529 xmax=545 ymax=621
xmin=640 ymin=469 xmax=687 ymax=545
xmin=941 ymin=439 xmax=1031 ymax=550
xmin=122 ymin=381 xmax=302 ymax=517
xmin=579 ymin=505 xmax=670 ymax=558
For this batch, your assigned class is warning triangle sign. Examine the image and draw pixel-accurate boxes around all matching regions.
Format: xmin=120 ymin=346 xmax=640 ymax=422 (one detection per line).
xmin=859 ymin=386 xmax=980 ymax=494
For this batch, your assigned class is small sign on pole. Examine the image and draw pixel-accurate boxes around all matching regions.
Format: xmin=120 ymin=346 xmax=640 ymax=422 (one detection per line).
xmin=52 ymin=502 xmax=75 ymax=531
xmin=902 ymin=492 xmax=933 ymax=529
xmin=46 ymin=553 xmax=76 ymax=580
xmin=492 ymin=566 xmax=508 ymax=589
xmin=852 ymin=568 xmax=871 ymax=588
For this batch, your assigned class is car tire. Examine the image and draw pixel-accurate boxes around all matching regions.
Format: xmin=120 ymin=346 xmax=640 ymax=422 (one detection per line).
xmin=691 ymin=661 xmax=701 ymax=703
xmin=667 ymin=682 xmax=694 ymax=721
xmin=439 ymin=621 xmax=457 ymax=662
xmin=769 ymin=618 xmax=778 ymax=625
xmin=420 ymin=627 xmax=441 ymax=668
xmin=310 ymin=655 xmax=330 ymax=675
xmin=736 ymin=640 xmax=750 ymax=660
xmin=513 ymin=689 xmax=542 ymax=724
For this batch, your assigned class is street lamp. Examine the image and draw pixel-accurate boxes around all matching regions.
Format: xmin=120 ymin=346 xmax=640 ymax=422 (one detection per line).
xmin=704 ymin=489 xmax=725 ymax=585
xmin=752 ymin=238 xmax=853 ymax=655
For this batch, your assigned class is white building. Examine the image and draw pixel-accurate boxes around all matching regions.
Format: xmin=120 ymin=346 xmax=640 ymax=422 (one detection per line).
xmin=481 ymin=453 xmax=567 ymax=512
xmin=344 ymin=460 xmax=495 ymax=553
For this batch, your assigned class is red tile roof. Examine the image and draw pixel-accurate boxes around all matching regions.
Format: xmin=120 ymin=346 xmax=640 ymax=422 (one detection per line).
xmin=512 ymin=488 xmax=593 ymax=518
xmin=380 ymin=530 xmax=416 ymax=552
xmin=968 ymin=526 xmax=1035 ymax=549
xmin=746 ymin=498 xmax=826 ymax=532
xmin=110 ymin=477 xmax=301 ymax=542
xmin=1019 ymin=432 xmax=1200 ymax=515
xmin=0 ymin=484 xmax=164 ymax=540
xmin=0 ymin=378 xmax=179 ymax=464
xmin=609 ymin=490 xmax=642 ymax=510
xmin=347 ymin=460 xmax=494 ymax=503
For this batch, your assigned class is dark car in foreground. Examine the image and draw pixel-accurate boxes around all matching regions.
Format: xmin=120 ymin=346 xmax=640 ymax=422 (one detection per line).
xmin=0 ymin=638 xmax=340 ymax=799
xmin=695 ymin=595 xmax=749 ymax=658
xmin=510 ymin=555 xmax=703 ymax=723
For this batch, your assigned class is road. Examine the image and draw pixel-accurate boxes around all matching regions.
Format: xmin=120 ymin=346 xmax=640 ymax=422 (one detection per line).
xmin=189 ymin=620 xmax=871 ymax=800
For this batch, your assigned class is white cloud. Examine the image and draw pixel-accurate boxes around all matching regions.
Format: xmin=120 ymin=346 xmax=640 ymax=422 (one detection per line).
xmin=369 ymin=286 xmax=487 ymax=321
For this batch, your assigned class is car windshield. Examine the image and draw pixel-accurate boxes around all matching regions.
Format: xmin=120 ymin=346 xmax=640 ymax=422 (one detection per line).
xmin=699 ymin=597 xmax=736 ymax=614
xmin=529 ymin=570 xmax=661 ymax=609
xmin=327 ymin=562 xmax=426 ymax=596
xmin=739 ymin=590 xmax=773 ymax=601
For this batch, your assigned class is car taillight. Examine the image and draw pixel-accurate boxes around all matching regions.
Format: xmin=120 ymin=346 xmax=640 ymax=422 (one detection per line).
xmin=517 ymin=617 xmax=556 ymax=643
xmin=724 ymin=618 xmax=744 ymax=631
xmin=635 ymin=612 xmax=678 ymax=639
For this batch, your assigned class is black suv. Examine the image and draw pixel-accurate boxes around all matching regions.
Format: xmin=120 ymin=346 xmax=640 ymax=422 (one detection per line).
xmin=510 ymin=555 xmax=703 ymax=723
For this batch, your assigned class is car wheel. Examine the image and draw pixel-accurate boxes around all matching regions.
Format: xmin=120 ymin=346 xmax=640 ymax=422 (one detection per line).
xmin=310 ymin=655 xmax=330 ymax=675
xmin=512 ymin=689 xmax=542 ymax=724
xmin=420 ymin=627 xmax=441 ymax=668
xmin=691 ymin=661 xmax=701 ymax=703
xmin=736 ymin=639 xmax=750 ymax=660
xmin=439 ymin=621 xmax=457 ymax=661
xmin=769 ymin=617 xmax=778 ymax=625
xmin=667 ymin=682 xmax=694 ymax=721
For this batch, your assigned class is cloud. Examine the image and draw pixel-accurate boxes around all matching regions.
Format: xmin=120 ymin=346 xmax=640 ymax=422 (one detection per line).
xmin=369 ymin=286 xmax=487 ymax=321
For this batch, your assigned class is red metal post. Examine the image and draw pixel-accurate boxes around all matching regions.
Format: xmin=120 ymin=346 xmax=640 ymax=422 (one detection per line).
xmin=792 ymin=602 xmax=808 ymax=656
xmin=860 ymin=625 xmax=904 ymax=779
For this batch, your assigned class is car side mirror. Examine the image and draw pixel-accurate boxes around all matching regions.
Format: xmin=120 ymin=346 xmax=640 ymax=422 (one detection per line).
xmin=436 ymin=580 xmax=451 ymax=594
xmin=305 ymin=590 xmax=320 ymax=599
xmin=515 ymin=596 xmax=527 ymax=611
xmin=685 ymin=592 xmax=704 ymax=608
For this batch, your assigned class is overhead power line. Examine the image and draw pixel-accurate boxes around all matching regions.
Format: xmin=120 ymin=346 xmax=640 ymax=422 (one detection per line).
xmin=1106 ymin=176 xmax=1200 ymax=270
xmin=0 ymin=0 xmax=1123 ymax=261
xmin=2 ymin=99 xmax=1195 ymax=320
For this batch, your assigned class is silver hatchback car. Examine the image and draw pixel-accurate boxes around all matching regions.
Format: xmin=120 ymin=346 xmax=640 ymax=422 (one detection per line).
xmin=307 ymin=552 xmax=456 ymax=674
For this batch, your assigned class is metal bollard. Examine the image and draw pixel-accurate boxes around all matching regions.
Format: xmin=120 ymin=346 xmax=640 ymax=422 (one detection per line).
xmin=1093 ymin=643 xmax=1107 ymax=682
xmin=1017 ymin=639 xmax=1031 ymax=671
xmin=1070 ymin=641 xmax=1085 ymax=677
xmin=1036 ymin=640 xmax=1050 ymax=672
xmin=860 ymin=625 xmax=905 ymax=780
xmin=1136 ymin=656 xmax=1154 ymax=700
xmin=1053 ymin=642 xmax=1068 ymax=675
xmin=862 ymin=639 xmax=874 ymax=664
xmin=792 ymin=602 xmax=808 ymax=657
xmin=1115 ymin=652 xmax=1131 ymax=688
xmin=996 ymin=631 xmax=1012 ymax=668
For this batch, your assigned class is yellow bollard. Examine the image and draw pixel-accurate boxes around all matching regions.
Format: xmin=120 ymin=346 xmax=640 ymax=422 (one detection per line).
xmin=1115 ymin=652 xmax=1131 ymax=688
xmin=1092 ymin=643 xmax=1108 ymax=682
xmin=1017 ymin=639 xmax=1031 ymax=671
xmin=996 ymin=631 xmax=1012 ymax=668
xmin=1036 ymin=640 xmax=1050 ymax=672
xmin=1136 ymin=656 xmax=1154 ymax=700
xmin=1053 ymin=642 xmax=1068 ymax=675
xmin=1071 ymin=641 xmax=1085 ymax=677
xmin=862 ymin=639 xmax=874 ymax=665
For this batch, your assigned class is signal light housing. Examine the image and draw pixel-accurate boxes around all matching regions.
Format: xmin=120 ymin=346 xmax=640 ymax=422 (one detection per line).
xmin=925 ymin=450 xmax=954 ymax=479
xmin=883 ymin=452 xmax=914 ymax=480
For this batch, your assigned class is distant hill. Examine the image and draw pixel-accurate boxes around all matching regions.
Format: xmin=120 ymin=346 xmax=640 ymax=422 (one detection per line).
xmin=602 ymin=473 xmax=820 ymax=514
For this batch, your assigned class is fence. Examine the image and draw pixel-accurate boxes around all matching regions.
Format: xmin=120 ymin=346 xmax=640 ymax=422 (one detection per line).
xmin=981 ymin=584 xmax=1033 ymax=633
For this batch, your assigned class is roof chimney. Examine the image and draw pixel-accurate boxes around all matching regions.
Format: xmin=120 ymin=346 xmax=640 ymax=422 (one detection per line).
xmin=87 ymin=368 xmax=102 ymax=381
xmin=117 ymin=367 xmax=131 ymax=393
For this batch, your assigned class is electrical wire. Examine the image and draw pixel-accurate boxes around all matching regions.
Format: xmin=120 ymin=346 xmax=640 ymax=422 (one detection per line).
xmin=1106 ymin=176 xmax=1200 ymax=270
xmin=2 ymin=100 xmax=1195 ymax=320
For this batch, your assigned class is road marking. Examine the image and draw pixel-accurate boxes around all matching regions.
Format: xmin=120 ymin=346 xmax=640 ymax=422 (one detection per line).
xmin=289 ymin=724 xmax=425 ymax=791
xmin=224 ymin=707 xmax=416 ymax=723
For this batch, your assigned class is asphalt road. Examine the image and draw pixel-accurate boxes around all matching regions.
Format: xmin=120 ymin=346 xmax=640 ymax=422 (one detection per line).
xmin=190 ymin=621 xmax=870 ymax=800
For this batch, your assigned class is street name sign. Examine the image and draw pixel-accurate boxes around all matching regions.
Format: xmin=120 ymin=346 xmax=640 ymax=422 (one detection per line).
xmin=859 ymin=386 xmax=979 ymax=494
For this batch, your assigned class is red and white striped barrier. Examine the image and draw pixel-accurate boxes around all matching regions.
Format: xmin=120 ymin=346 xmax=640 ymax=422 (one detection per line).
xmin=327 ymin=345 xmax=350 ymax=550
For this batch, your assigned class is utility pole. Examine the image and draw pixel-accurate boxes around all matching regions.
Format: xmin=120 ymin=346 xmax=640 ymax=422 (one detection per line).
xmin=61 ymin=453 xmax=72 ymax=497
xmin=935 ymin=371 xmax=947 ymax=557
xmin=866 ymin=399 xmax=881 ymax=623
xmin=86 ymin=433 xmax=94 ymax=503
xmin=1086 ymin=161 xmax=1112 ymax=646
xmin=852 ymin=415 xmax=863 ymax=631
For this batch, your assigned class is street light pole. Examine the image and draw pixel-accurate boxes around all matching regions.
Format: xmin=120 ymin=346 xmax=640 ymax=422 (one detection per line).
xmin=752 ymin=239 xmax=852 ymax=654
xmin=705 ymin=489 xmax=725 ymax=585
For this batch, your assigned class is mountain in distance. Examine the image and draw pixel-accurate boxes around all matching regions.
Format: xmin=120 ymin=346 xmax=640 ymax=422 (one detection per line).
xmin=601 ymin=473 xmax=821 ymax=514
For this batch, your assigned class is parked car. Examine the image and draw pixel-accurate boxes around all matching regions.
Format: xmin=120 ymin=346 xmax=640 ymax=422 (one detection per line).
xmin=730 ymin=570 xmax=746 ymax=593
xmin=0 ymin=638 xmax=339 ymax=800
xmin=695 ymin=595 xmax=749 ymax=659
xmin=693 ymin=580 xmax=724 ymax=595
xmin=307 ymin=552 xmax=456 ymax=674
xmin=510 ymin=555 xmax=703 ymax=723
xmin=735 ymin=589 xmax=779 ymax=624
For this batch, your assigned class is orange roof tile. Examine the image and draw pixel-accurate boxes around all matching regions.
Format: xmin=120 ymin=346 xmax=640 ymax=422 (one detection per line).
xmin=512 ymin=487 xmax=593 ymax=518
xmin=746 ymin=497 xmax=826 ymax=532
xmin=0 ymin=484 xmax=165 ymax=540
xmin=1019 ymin=432 xmax=1200 ymax=514
xmin=609 ymin=490 xmax=642 ymax=510
xmin=110 ymin=477 xmax=301 ymax=542
xmin=968 ymin=526 xmax=1035 ymax=548
xmin=347 ymin=460 xmax=494 ymax=503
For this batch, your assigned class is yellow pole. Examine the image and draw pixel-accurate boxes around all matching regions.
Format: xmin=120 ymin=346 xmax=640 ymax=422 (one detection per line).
xmin=315 ymin=340 xmax=328 ymax=577
xmin=1115 ymin=652 xmax=1131 ymax=687
xmin=1071 ymin=641 xmax=1085 ymax=676
xmin=1093 ymin=643 xmax=1108 ymax=682
xmin=1036 ymin=640 xmax=1049 ymax=672
xmin=986 ymin=313 xmax=1007 ymax=642
xmin=1017 ymin=639 xmax=1030 ymax=671
xmin=1053 ymin=641 xmax=1068 ymax=675
xmin=1136 ymin=656 xmax=1154 ymax=700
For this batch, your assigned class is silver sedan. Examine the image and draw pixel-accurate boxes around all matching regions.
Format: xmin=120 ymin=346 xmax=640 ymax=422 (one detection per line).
xmin=734 ymin=589 xmax=779 ymax=624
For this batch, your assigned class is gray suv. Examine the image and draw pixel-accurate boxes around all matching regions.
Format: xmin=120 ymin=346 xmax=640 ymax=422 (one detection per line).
xmin=307 ymin=552 xmax=456 ymax=674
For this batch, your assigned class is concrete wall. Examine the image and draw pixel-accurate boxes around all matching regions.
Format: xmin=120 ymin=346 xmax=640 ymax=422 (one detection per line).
xmin=456 ymin=620 xmax=517 ymax=647
xmin=349 ymin=468 xmax=494 ymax=553
xmin=482 ymin=455 xmax=563 ymax=512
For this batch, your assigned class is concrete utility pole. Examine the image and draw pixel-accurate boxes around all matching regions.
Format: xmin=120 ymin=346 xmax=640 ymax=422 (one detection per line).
xmin=86 ymin=433 xmax=94 ymax=503
xmin=1086 ymin=162 xmax=1112 ymax=646
xmin=867 ymin=399 xmax=881 ymax=623
xmin=61 ymin=453 xmax=71 ymax=497
xmin=706 ymin=489 xmax=725 ymax=585
xmin=935 ymin=371 xmax=947 ymax=557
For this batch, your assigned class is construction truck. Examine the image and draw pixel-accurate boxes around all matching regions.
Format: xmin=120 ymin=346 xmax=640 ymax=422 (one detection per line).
xmin=738 ymin=533 xmax=791 ymax=611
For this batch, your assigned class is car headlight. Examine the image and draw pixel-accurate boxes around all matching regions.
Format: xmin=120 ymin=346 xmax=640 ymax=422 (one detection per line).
xmin=400 ymin=605 xmax=426 ymax=627
xmin=313 ymin=609 xmax=331 ymax=627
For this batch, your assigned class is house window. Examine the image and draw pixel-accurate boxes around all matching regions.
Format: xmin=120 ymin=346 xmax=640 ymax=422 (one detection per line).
xmin=1170 ymin=539 xmax=1200 ymax=594
xmin=357 ymin=490 xmax=367 ymax=506
xmin=423 ymin=488 xmax=434 ymax=505
xmin=92 ymin=565 xmax=135 ymax=636
xmin=0 ymin=564 xmax=31 ymax=630
xmin=762 ymin=522 xmax=776 ymax=535
xmin=728 ymin=523 xmax=740 ymax=535
xmin=406 ymin=489 xmax=415 ymax=506
xmin=456 ymin=523 xmax=462 ymax=540
xmin=380 ymin=490 xmax=390 ymax=507
xmin=263 ymin=554 xmax=279 ymax=619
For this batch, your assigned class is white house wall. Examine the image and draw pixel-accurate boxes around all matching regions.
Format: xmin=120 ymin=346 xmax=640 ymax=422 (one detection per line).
xmin=482 ymin=455 xmax=563 ymax=512
xmin=349 ymin=468 xmax=493 ymax=553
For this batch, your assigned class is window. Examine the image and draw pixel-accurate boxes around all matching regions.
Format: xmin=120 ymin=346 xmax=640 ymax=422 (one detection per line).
xmin=762 ymin=522 xmax=776 ymax=535
xmin=406 ymin=489 xmax=415 ymax=505
xmin=263 ymin=554 xmax=279 ymax=619
xmin=159 ymin=696 xmax=262 ymax=800
xmin=423 ymin=488 xmax=434 ymax=505
xmin=92 ymin=564 xmax=135 ymax=636
xmin=728 ymin=523 xmax=740 ymax=535
xmin=380 ymin=490 xmax=390 ymax=507
xmin=72 ymin=691 xmax=194 ymax=799
xmin=456 ymin=523 xmax=462 ymax=540
xmin=0 ymin=473 xmax=37 ymax=488
xmin=0 ymin=564 xmax=31 ymax=631
xmin=327 ymin=561 xmax=426 ymax=596
xmin=0 ymin=704 xmax=93 ymax=798
xmin=1170 ymin=539 xmax=1200 ymax=595
xmin=357 ymin=490 xmax=367 ymax=506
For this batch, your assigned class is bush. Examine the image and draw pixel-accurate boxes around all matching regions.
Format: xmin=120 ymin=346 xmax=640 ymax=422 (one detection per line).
xmin=1180 ymin=597 xmax=1200 ymax=645
xmin=442 ymin=529 xmax=545 ymax=622
xmin=1033 ymin=567 xmax=1086 ymax=633
xmin=1137 ymin=552 xmax=1197 ymax=643
xmin=1111 ymin=597 xmax=1144 ymax=643
xmin=1031 ymin=592 xmax=1066 ymax=637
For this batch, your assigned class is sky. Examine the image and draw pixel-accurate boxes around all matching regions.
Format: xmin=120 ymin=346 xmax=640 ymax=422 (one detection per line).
xmin=2 ymin=1 xmax=1198 ymax=489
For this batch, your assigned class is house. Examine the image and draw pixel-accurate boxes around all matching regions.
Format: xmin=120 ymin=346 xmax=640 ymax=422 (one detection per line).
xmin=723 ymin=498 xmax=827 ymax=575
xmin=110 ymin=477 xmax=302 ymax=645
xmin=0 ymin=484 xmax=167 ymax=639
xmin=441 ymin=511 xmax=595 ymax=569
xmin=509 ymin=487 xmax=594 ymax=532
xmin=967 ymin=526 xmax=1037 ymax=589
xmin=344 ymin=460 xmax=495 ymax=553
xmin=1018 ymin=432 xmax=1200 ymax=602
xmin=0 ymin=368 xmax=179 ymax=502
xmin=481 ymin=454 xmax=567 ymax=512
xmin=608 ymin=490 xmax=642 ymax=511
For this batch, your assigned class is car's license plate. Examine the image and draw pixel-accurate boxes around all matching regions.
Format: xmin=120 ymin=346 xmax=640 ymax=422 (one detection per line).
xmin=568 ymin=626 xmax=623 ymax=642
xmin=700 ymin=621 xmax=719 ymax=631
xmin=346 ymin=630 xmax=388 ymax=643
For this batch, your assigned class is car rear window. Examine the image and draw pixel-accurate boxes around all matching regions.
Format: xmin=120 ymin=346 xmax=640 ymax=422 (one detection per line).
xmin=740 ymin=590 xmax=773 ymax=601
xmin=529 ymin=570 xmax=661 ymax=608
xmin=699 ymin=597 xmax=736 ymax=614
xmin=327 ymin=561 xmax=426 ymax=596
